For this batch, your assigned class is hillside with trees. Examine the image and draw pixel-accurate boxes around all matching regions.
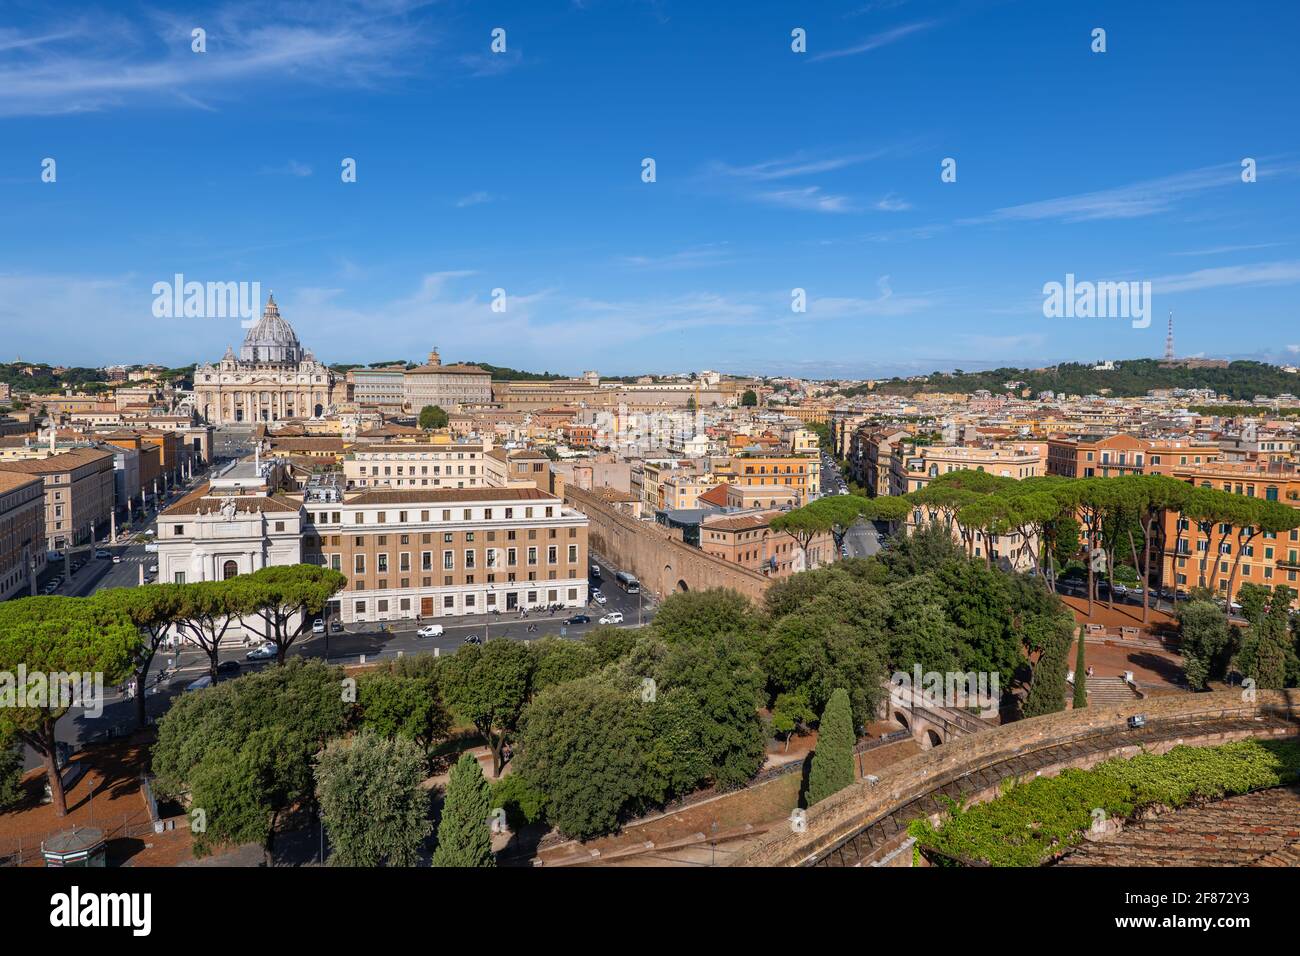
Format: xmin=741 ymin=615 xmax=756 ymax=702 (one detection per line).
xmin=855 ymin=359 xmax=1300 ymax=401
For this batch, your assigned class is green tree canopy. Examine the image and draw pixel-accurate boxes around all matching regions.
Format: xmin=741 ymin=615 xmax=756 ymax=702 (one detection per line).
xmin=151 ymin=658 xmax=349 ymax=862
xmin=419 ymin=405 xmax=449 ymax=430
xmin=315 ymin=729 xmax=431 ymax=867
xmin=0 ymin=595 xmax=139 ymax=815
xmin=439 ymin=638 xmax=533 ymax=776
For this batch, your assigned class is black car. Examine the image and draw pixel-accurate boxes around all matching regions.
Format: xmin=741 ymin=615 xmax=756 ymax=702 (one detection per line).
xmin=566 ymin=614 xmax=592 ymax=625
xmin=216 ymin=660 xmax=241 ymax=677
xmin=464 ymin=634 xmax=482 ymax=645
xmin=330 ymin=619 xmax=344 ymax=632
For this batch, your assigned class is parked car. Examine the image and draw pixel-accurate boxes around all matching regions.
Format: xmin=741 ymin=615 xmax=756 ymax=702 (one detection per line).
xmin=245 ymin=643 xmax=277 ymax=661
xmin=589 ymin=564 xmax=602 ymax=579
xmin=330 ymin=619 xmax=343 ymax=633
xmin=311 ymin=619 xmax=325 ymax=634
xmin=417 ymin=624 xmax=444 ymax=638
xmin=565 ymin=613 xmax=591 ymax=625
xmin=591 ymin=590 xmax=607 ymax=605
xmin=598 ymin=611 xmax=624 ymax=625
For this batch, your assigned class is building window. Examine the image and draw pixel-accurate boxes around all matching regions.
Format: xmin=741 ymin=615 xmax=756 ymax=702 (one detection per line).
xmin=222 ymin=560 xmax=238 ymax=580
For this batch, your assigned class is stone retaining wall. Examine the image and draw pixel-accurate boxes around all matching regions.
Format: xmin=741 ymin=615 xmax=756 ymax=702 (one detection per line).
xmin=735 ymin=689 xmax=1300 ymax=867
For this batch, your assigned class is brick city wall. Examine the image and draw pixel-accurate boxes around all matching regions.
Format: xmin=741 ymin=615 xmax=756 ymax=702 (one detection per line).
xmin=735 ymin=689 xmax=1300 ymax=867
xmin=563 ymin=486 xmax=771 ymax=604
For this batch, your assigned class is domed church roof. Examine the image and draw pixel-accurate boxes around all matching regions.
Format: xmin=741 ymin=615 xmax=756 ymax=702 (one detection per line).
xmin=240 ymin=293 xmax=303 ymax=363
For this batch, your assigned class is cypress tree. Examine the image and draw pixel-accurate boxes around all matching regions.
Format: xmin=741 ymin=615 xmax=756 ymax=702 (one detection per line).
xmin=1073 ymin=625 xmax=1088 ymax=709
xmin=1023 ymin=619 xmax=1071 ymax=718
xmin=807 ymin=688 xmax=856 ymax=806
xmin=432 ymin=752 xmax=496 ymax=867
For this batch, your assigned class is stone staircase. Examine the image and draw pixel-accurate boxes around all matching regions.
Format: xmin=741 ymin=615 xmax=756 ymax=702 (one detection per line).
xmin=1086 ymin=677 xmax=1139 ymax=705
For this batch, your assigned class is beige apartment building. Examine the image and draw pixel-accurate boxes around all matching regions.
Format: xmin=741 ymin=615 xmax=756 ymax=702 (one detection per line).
xmin=0 ymin=472 xmax=46 ymax=599
xmin=0 ymin=447 xmax=115 ymax=551
xmin=403 ymin=349 xmax=492 ymax=413
xmin=344 ymin=443 xmax=488 ymax=490
xmin=483 ymin=448 xmax=551 ymax=488
xmin=302 ymin=487 xmax=588 ymax=622
xmin=896 ymin=442 xmax=1047 ymax=495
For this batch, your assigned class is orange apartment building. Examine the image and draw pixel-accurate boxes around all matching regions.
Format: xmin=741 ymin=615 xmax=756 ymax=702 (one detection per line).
xmin=302 ymin=487 xmax=589 ymax=622
xmin=1047 ymin=433 xmax=1150 ymax=478
xmin=1160 ymin=461 xmax=1300 ymax=608
xmin=712 ymin=453 xmax=820 ymax=504
xmin=699 ymin=509 xmax=835 ymax=578
xmin=1049 ymin=433 xmax=1222 ymax=479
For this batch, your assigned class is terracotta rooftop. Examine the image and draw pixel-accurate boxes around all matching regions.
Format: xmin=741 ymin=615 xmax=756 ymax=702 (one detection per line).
xmin=0 ymin=471 xmax=42 ymax=494
xmin=160 ymin=485 xmax=301 ymax=516
xmin=0 ymin=447 xmax=114 ymax=473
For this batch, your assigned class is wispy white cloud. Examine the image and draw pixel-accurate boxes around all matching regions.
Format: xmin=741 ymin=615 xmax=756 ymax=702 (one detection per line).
xmin=808 ymin=275 xmax=940 ymax=317
xmin=259 ymin=159 xmax=313 ymax=177
xmin=0 ymin=1 xmax=437 ymax=117
xmin=705 ymin=151 xmax=890 ymax=182
xmin=1169 ymin=242 xmax=1286 ymax=257
xmin=1152 ymin=260 xmax=1300 ymax=294
xmin=619 ymin=244 xmax=734 ymax=270
xmin=964 ymin=162 xmax=1290 ymax=225
xmin=755 ymin=186 xmax=855 ymax=214
xmin=811 ymin=20 xmax=939 ymax=62
xmin=455 ymin=191 xmax=495 ymax=208
xmin=874 ymin=193 xmax=912 ymax=212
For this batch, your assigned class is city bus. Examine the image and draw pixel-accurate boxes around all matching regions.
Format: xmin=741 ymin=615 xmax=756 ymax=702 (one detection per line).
xmin=614 ymin=571 xmax=640 ymax=594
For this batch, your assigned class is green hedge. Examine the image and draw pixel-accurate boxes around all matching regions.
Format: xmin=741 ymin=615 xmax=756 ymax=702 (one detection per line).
xmin=909 ymin=738 xmax=1300 ymax=867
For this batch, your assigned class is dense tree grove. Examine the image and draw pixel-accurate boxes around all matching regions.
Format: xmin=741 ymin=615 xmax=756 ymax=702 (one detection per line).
xmin=860 ymin=358 xmax=1300 ymax=402
xmin=153 ymin=659 xmax=350 ymax=863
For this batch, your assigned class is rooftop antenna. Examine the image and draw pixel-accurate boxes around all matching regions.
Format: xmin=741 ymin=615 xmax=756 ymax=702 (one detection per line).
xmin=1164 ymin=311 xmax=1175 ymax=362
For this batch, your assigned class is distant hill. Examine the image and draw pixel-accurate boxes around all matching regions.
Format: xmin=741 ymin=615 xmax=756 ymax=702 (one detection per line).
xmin=854 ymin=360 xmax=1300 ymax=401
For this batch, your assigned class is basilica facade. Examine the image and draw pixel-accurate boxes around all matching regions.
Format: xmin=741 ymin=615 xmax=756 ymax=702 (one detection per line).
xmin=194 ymin=295 xmax=345 ymax=425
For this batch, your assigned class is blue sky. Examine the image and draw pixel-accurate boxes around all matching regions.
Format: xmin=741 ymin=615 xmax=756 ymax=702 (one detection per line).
xmin=1 ymin=0 xmax=1298 ymax=377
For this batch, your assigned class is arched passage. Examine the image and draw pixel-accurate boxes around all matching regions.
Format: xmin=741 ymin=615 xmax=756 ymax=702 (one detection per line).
xmin=676 ymin=579 xmax=689 ymax=592
xmin=923 ymin=729 xmax=943 ymax=750
xmin=893 ymin=711 xmax=910 ymax=732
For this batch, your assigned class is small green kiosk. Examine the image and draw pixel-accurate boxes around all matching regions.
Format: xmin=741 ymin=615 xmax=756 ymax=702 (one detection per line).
xmin=41 ymin=827 xmax=107 ymax=867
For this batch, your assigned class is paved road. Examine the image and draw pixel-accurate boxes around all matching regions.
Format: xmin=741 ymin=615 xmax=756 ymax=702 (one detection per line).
xmin=844 ymin=520 xmax=882 ymax=559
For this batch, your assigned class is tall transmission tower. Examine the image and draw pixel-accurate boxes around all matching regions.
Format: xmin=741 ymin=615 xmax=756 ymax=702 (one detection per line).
xmin=1163 ymin=311 xmax=1175 ymax=362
